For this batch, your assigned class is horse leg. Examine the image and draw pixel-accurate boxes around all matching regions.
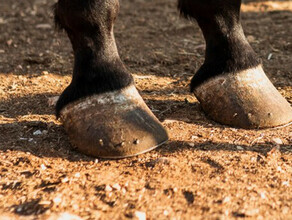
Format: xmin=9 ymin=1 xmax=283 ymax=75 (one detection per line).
xmin=53 ymin=0 xmax=168 ymax=158
xmin=178 ymin=0 xmax=292 ymax=128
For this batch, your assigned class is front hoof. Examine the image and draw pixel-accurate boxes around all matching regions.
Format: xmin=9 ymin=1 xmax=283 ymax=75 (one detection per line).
xmin=60 ymin=85 xmax=168 ymax=159
xmin=194 ymin=65 xmax=292 ymax=129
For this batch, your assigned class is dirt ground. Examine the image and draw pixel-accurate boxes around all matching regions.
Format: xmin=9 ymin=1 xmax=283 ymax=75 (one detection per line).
xmin=1 ymin=0 xmax=292 ymax=219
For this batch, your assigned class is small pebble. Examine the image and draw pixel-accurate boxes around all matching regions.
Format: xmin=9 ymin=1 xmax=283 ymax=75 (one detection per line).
xmin=112 ymin=183 xmax=121 ymax=191
xmin=72 ymin=204 xmax=79 ymax=210
xmin=188 ymin=143 xmax=195 ymax=147
xmin=134 ymin=211 xmax=146 ymax=220
xmin=223 ymin=196 xmax=231 ymax=203
xmin=40 ymin=164 xmax=47 ymax=170
xmin=163 ymin=210 xmax=169 ymax=216
xmin=272 ymin=137 xmax=283 ymax=145
xmin=259 ymin=192 xmax=266 ymax=199
xmin=282 ymin=206 xmax=290 ymax=214
xmin=53 ymin=197 xmax=62 ymax=204
xmin=33 ymin=130 xmax=42 ymax=135
xmin=105 ymin=185 xmax=112 ymax=192
xmin=7 ymin=39 xmax=13 ymax=46
xmin=250 ymin=157 xmax=257 ymax=163
xmin=62 ymin=177 xmax=69 ymax=183
xmin=99 ymin=139 xmax=104 ymax=146
xmin=0 ymin=18 xmax=5 ymax=24
xmin=40 ymin=201 xmax=51 ymax=206
xmin=236 ymin=146 xmax=244 ymax=150
xmin=245 ymin=208 xmax=259 ymax=216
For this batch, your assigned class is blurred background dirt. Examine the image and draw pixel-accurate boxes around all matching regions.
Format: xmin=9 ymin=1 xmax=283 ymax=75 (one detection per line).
xmin=0 ymin=0 xmax=292 ymax=219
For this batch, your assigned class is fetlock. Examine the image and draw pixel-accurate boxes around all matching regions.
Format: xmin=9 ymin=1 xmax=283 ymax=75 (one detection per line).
xmin=54 ymin=0 xmax=133 ymax=116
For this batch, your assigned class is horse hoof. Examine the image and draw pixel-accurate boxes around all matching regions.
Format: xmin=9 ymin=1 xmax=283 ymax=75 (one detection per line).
xmin=59 ymin=85 xmax=168 ymax=158
xmin=194 ymin=65 xmax=292 ymax=129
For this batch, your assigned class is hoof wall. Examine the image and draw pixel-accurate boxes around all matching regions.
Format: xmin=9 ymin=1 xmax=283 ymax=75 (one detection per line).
xmin=60 ymin=85 xmax=168 ymax=159
xmin=194 ymin=65 xmax=292 ymax=129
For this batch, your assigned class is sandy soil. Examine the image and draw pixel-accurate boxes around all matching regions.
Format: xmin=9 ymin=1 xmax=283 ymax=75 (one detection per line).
xmin=0 ymin=0 xmax=292 ymax=219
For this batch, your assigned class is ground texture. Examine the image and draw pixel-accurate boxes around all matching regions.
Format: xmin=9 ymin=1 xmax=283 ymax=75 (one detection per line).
xmin=0 ymin=0 xmax=292 ymax=219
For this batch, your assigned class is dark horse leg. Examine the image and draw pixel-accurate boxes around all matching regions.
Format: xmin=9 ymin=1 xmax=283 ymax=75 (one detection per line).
xmin=179 ymin=0 xmax=292 ymax=128
xmin=53 ymin=0 xmax=292 ymax=158
xmin=53 ymin=0 xmax=168 ymax=158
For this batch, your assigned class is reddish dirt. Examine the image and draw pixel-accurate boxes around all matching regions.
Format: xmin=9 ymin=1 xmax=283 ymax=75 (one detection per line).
xmin=1 ymin=0 xmax=292 ymax=219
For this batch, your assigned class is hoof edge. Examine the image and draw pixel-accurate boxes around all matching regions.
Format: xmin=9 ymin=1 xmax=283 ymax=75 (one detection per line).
xmin=194 ymin=65 xmax=292 ymax=129
xmin=60 ymin=85 xmax=169 ymax=158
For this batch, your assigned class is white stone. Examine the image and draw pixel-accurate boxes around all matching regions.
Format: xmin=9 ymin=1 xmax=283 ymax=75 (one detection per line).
xmin=105 ymin=185 xmax=112 ymax=192
xmin=62 ymin=177 xmax=69 ymax=183
xmin=40 ymin=164 xmax=47 ymax=170
xmin=236 ymin=146 xmax=244 ymax=150
xmin=74 ymin=173 xmax=81 ymax=178
xmin=246 ymin=208 xmax=259 ymax=216
xmin=33 ymin=130 xmax=42 ymax=135
xmin=272 ymin=137 xmax=283 ymax=145
xmin=163 ymin=210 xmax=169 ymax=216
xmin=223 ymin=196 xmax=231 ymax=203
xmin=53 ymin=197 xmax=62 ymax=204
xmin=112 ymin=183 xmax=121 ymax=191
xmin=259 ymin=192 xmax=266 ymax=199
xmin=134 ymin=211 xmax=146 ymax=220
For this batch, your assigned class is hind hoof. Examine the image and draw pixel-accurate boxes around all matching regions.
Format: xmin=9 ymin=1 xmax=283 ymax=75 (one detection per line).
xmin=194 ymin=65 xmax=292 ymax=129
xmin=60 ymin=85 xmax=168 ymax=158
